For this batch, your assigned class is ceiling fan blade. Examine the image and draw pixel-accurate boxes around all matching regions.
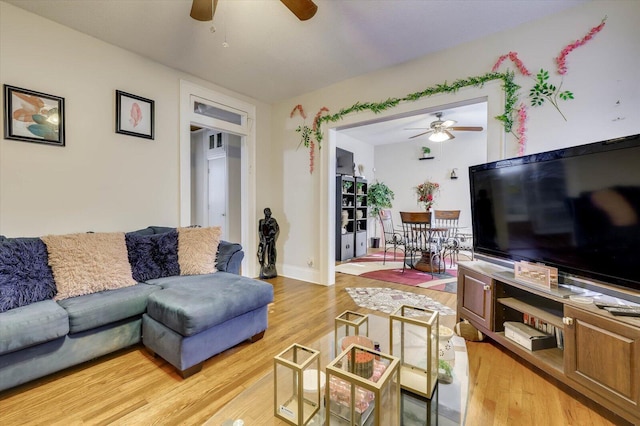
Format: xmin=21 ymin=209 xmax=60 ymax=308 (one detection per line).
xmin=409 ymin=130 xmax=434 ymax=139
xmin=190 ymin=0 xmax=218 ymax=21
xmin=441 ymin=119 xmax=456 ymax=128
xmin=450 ymin=126 xmax=484 ymax=131
xmin=280 ymin=0 xmax=318 ymax=21
xmin=444 ymin=130 xmax=455 ymax=140
xmin=404 ymin=128 xmax=429 ymax=130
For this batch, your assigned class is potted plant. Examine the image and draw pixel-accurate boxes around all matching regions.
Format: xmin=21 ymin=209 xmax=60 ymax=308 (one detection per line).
xmin=368 ymin=181 xmax=395 ymax=248
xmin=422 ymin=146 xmax=433 ymax=159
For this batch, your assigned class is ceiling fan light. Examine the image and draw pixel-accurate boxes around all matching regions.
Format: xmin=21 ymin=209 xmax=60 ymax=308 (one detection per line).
xmin=429 ymin=131 xmax=451 ymax=142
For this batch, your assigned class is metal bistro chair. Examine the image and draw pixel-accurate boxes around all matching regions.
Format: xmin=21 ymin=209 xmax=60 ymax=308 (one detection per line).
xmin=434 ymin=210 xmax=473 ymax=267
xmin=379 ymin=209 xmax=404 ymax=264
xmin=399 ymin=211 xmax=441 ymax=277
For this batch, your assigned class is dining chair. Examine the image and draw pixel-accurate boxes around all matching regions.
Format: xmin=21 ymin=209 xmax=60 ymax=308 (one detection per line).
xmin=379 ymin=209 xmax=404 ymax=264
xmin=399 ymin=211 xmax=441 ymax=276
xmin=434 ymin=210 xmax=473 ymax=267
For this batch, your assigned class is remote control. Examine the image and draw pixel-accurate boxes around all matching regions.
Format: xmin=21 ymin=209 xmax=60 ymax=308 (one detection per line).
xmin=595 ymin=302 xmax=638 ymax=310
xmin=604 ymin=307 xmax=640 ymax=317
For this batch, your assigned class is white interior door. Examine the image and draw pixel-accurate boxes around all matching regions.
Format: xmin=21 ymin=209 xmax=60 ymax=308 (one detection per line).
xmin=208 ymin=157 xmax=227 ymax=238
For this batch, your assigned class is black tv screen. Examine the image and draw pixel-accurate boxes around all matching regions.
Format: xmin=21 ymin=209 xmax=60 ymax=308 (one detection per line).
xmin=336 ymin=147 xmax=354 ymax=175
xmin=469 ymin=134 xmax=640 ymax=291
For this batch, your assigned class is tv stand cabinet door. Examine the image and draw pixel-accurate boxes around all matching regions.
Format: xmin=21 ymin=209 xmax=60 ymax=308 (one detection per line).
xmin=564 ymin=306 xmax=640 ymax=421
xmin=457 ymin=266 xmax=493 ymax=332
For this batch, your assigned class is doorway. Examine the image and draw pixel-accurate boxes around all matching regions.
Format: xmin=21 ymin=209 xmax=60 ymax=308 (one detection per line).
xmin=319 ymin=84 xmax=506 ymax=286
xmin=179 ymin=80 xmax=257 ymax=277
xmin=190 ymin=128 xmax=242 ymax=243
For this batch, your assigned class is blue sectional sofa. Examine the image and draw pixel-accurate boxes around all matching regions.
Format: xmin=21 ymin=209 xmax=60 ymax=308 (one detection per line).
xmin=0 ymin=226 xmax=274 ymax=392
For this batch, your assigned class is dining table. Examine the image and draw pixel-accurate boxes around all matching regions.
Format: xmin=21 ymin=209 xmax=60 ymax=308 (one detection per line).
xmin=399 ymin=211 xmax=452 ymax=274
xmin=412 ymin=226 xmax=449 ymax=273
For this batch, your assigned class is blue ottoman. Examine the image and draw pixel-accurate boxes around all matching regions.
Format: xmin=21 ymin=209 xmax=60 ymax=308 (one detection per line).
xmin=142 ymin=272 xmax=273 ymax=377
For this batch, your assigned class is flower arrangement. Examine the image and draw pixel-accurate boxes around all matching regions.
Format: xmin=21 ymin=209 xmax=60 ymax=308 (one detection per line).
xmin=415 ymin=180 xmax=440 ymax=211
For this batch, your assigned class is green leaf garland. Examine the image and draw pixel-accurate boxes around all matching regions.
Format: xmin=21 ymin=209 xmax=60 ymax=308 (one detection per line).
xmin=297 ymin=71 xmax=518 ymax=151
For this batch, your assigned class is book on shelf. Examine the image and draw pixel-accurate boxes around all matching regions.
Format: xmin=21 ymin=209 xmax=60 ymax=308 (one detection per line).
xmin=504 ymin=322 xmax=557 ymax=351
xmin=522 ymin=313 xmax=564 ymax=350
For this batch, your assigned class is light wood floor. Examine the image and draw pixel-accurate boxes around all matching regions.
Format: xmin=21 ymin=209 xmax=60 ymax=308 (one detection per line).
xmin=0 ymin=273 xmax=631 ymax=425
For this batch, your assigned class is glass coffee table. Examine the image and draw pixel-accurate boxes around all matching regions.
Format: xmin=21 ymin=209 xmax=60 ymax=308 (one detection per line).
xmin=207 ymin=314 xmax=468 ymax=425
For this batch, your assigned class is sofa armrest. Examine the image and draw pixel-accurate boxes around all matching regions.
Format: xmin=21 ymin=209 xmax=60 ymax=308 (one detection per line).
xmin=216 ymin=240 xmax=244 ymax=274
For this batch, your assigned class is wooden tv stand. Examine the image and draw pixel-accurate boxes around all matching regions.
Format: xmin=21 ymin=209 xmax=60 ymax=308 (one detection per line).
xmin=457 ymin=260 xmax=640 ymax=425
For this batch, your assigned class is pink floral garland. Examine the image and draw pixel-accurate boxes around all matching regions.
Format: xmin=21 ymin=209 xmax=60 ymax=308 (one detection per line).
xmin=556 ymin=17 xmax=607 ymax=75
xmin=309 ymin=140 xmax=315 ymax=174
xmin=290 ymin=105 xmax=329 ymax=174
xmin=516 ymin=104 xmax=528 ymax=156
xmin=313 ymin=107 xmax=329 ymax=132
xmin=310 ymin=107 xmax=329 ymax=174
xmin=492 ymin=51 xmax=531 ymax=76
xmin=290 ymin=104 xmax=307 ymax=119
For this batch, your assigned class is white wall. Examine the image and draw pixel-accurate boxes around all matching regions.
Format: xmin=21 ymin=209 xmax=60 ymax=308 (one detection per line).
xmin=0 ymin=2 xmax=272 ymax=239
xmin=273 ymin=1 xmax=640 ymax=284
xmin=335 ymin=133 xmax=375 ymax=181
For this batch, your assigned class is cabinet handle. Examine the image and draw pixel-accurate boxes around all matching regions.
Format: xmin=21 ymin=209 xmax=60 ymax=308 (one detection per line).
xmin=562 ymin=317 xmax=574 ymax=326
xmin=483 ymin=285 xmax=491 ymax=291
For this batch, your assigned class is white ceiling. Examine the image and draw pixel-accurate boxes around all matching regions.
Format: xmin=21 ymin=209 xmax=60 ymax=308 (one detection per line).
xmin=5 ymin=0 xmax=588 ymax=104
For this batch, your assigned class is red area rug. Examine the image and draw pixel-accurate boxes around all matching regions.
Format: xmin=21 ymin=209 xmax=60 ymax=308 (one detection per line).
xmin=336 ymin=255 xmax=458 ymax=293
xmin=360 ymin=267 xmax=457 ymax=289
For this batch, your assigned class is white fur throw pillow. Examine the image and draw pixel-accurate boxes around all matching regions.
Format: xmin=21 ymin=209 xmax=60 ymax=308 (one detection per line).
xmin=178 ymin=227 xmax=221 ymax=275
xmin=42 ymin=232 xmax=136 ymax=300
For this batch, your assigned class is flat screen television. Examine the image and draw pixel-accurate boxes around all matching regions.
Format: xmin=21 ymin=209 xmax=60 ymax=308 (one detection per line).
xmin=336 ymin=147 xmax=354 ymax=175
xmin=469 ymin=133 xmax=640 ymax=292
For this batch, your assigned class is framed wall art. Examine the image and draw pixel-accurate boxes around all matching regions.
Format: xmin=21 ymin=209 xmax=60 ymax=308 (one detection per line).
xmin=3 ymin=85 xmax=65 ymax=147
xmin=115 ymin=90 xmax=154 ymax=140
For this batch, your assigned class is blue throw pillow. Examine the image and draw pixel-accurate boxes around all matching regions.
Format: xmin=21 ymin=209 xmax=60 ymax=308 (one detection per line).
xmin=125 ymin=230 xmax=179 ymax=282
xmin=0 ymin=238 xmax=56 ymax=313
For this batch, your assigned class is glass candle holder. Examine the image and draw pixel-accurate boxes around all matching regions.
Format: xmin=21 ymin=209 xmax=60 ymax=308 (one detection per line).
xmin=326 ymin=343 xmax=400 ymax=425
xmin=335 ymin=310 xmax=369 ymax=354
xmin=389 ymin=305 xmax=439 ymax=398
xmin=274 ymin=343 xmax=321 ymax=425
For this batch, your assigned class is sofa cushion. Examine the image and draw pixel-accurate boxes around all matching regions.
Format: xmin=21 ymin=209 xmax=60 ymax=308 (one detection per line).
xmin=146 ymin=272 xmax=274 ymax=336
xmin=125 ymin=230 xmax=179 ymax=281
xmin=149 ymin=226 xmax=175 ymax=235
xmin=178 ymin=227 xmax=221 ymax=275
xmin=0 ymin=237 xmax=57 ymax=313
xmin=57 ymin=283 xmax=160 ymax=333
xmin=0 ymin=299 xmax=69 ymax=355
xmin=216 ymin=241 xmax=243 ymax=272
xmin=126 ymin=227 xmax=156 ymax=236
xmin=42 ymin=232 xmax=137 ymax=301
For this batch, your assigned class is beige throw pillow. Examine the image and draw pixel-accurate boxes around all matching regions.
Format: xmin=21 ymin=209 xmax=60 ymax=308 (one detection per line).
xmin=42 ymin=232 xmax=136 ymax=300
xmin=178 ymin=226 xmax=221 ymax=275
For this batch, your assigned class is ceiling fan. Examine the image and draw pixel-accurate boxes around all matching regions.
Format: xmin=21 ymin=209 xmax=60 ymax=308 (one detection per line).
xmin=407 ymin=112 xmax=483 ymax=142
xmin=190 ymin=0 xmax=318 ymax=22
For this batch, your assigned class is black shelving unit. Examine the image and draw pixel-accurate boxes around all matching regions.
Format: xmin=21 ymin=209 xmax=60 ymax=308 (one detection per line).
xmin=354 ymin=178 xmax=368 ymax=257
xmin=336 ymin=176 xmax=368 ymax=261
